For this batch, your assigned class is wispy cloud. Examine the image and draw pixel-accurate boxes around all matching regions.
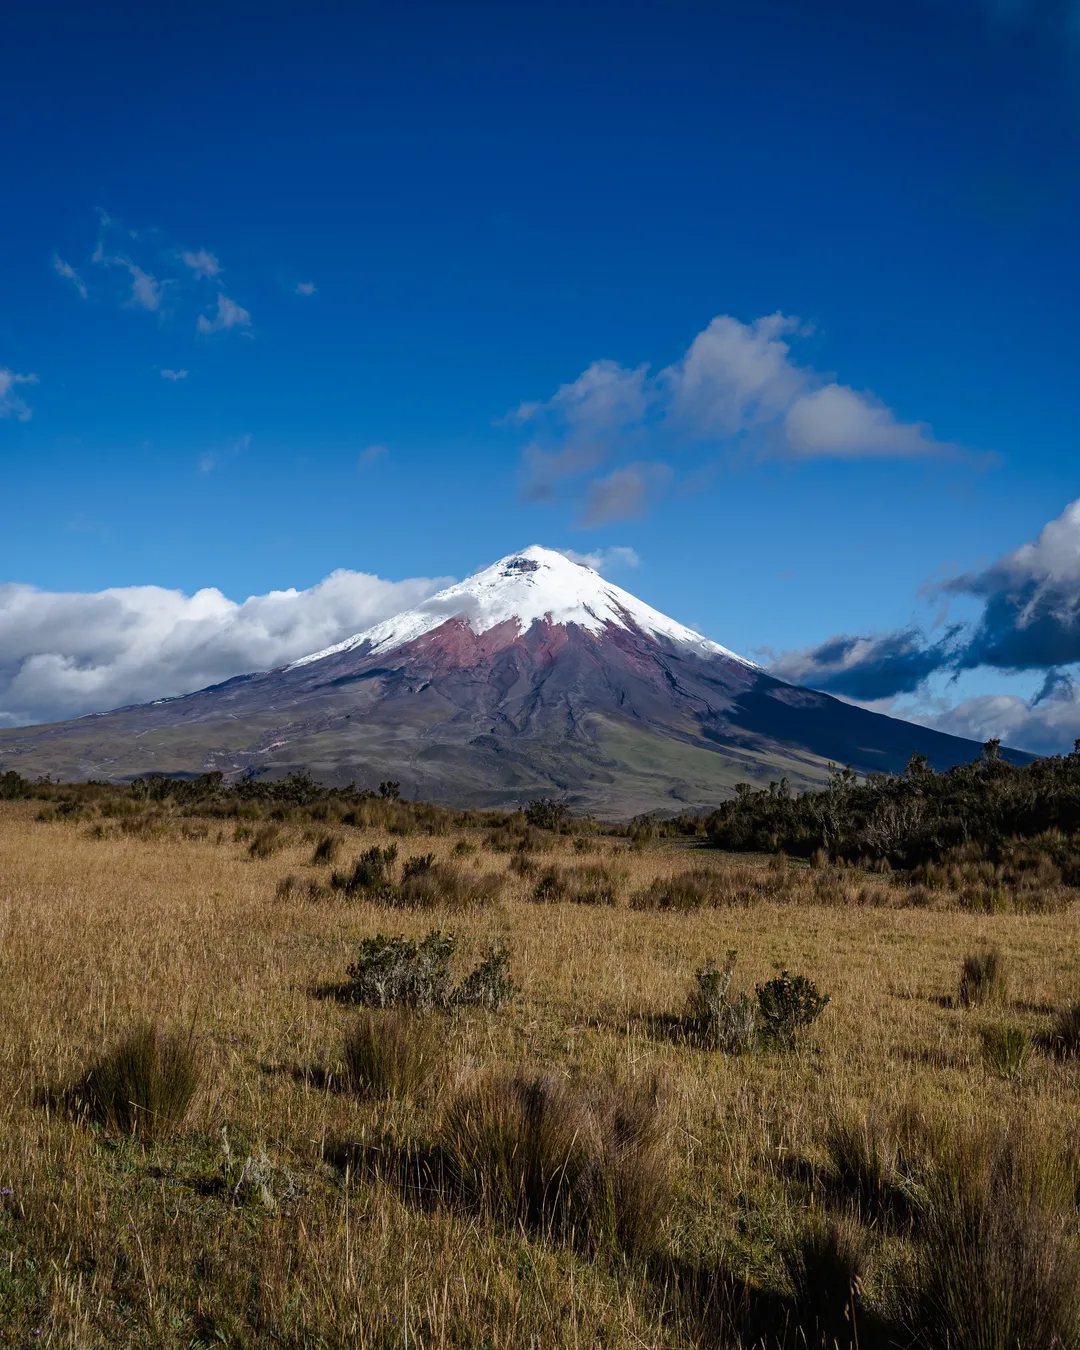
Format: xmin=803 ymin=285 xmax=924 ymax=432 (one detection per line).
xmin=558 ymin=546 xmax=641 ymax=573
xmin=578 ymin=462 xmax=672 ymax=526
xmin=358 ymin=444 xmax=388 ymax=467
xmin=196 ymin=293 xmax=251 ymax=335
xmin=52 ymin=255 xmax=88 ymax=300
xmin=160 ymin=368 xmax=189 ymax=381
xmin=0 ymin=369 xmax=38 ymax=421
xmin=181 ymin=248 xmax=222 ymax=279
xmin=125 ymin=262 xmax=164 ymax=311
xmin=295 ymin=281 xmax=317 ymax=296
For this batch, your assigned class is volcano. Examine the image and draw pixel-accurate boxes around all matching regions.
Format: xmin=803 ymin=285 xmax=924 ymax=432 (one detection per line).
xmin=0 ymin=546 xmax=1020 ymax=815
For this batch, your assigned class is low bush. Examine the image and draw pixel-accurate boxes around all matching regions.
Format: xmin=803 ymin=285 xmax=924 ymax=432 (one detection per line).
xmin=780 ymin=1214 xmax=870 ymax=1349
xmin=438 ymin=1068 xmax=667 ymax=1258
xmin=79 ymin=1023 xmax=200 ymax=1140
xmin=452 ymin=945 xmax=518 ymax=1009
xmin=342 ymin=1009 xmax=441 ymax=1099
xmin=958 ymin=946 xmax=1008 ymax=1008
xmin=683 ymin=951 xmax=757 ymax=1054
xmin=524 ymin=798 xmax=570 ymax=831
xmin=331 ymin=845 xmax=399 ymax=897
xmin=345 ymin=931 xmax=457 ymax=1009
xmin=756 ymin=971 xmax=829 ymax=1049
xmin=344 ymin=930 xmax=518 ymax=1010
xmin=981 ymin=1023 xmax=1032 ymax=1081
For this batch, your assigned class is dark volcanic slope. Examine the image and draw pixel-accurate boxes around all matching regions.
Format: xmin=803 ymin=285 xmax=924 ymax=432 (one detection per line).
xmin=0 ymin=612 xmax=1022 ymax=816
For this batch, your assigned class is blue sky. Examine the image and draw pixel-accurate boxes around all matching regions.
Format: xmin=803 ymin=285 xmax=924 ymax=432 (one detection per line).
xmin=3 ymin=0 xmax=1080 ymax=747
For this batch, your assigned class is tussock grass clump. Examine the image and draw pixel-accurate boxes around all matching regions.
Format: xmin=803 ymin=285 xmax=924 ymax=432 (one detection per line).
xmin=958 ymin=945 xmax=1009 ymax=1007
xmin=342 ymin=1009 xmax=441 ymax=1099
xmin=248 ymin=824 xmax=285 ymax=859
xmin=756 ymin=971 xmax=830 ymax=1049
xmin=780 ymin=1215 xmax=870 ymax=1349
xmin=310 ymin=833 xmax=341 ymax=865
xmin=1042 ymin=1002 xmax=1080 ymax=1059
xmin=395 ymin=861 xmax=504 ymax=910
xmin=981 ymin=1023 xmax=1032 ymax=1081
xmin=438 ymin=1069 xmax=667 ymax=1258
xmin=79 ymin=1022 xmax=200 ymax=1140
xmin=823 ymin=1108 xmax=922 ymax=1227
xmin=630 ymin=867 xmax=728 ymax=911
xmin=911 ymin=1131 xmax=1080 ymax=1350
xmin=530 ymin=864 xmax=622 ymax=905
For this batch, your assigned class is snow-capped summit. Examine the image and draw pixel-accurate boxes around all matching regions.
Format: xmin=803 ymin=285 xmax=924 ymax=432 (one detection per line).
xmin=291 ymin=545 xmax=754 ymax=668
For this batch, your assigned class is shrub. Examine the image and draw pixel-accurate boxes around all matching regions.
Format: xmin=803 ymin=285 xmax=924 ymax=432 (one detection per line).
xmin=342 ymin=1009 xmax=440 ymax=1099
xmin=530 ymin=864 xmax=621 ymax=906
xmin=330 ymin=845 xmax=399 ymax=897
xmin=981 ymin=1023 xmax=1032 ymax=1081
xmin=780 ymin=1215 xmax=870 ymax=1349
xmin=80 ymin=1023 xmax=200 ymax=1140
xmin=310 ymin=833 xmax=341 ymax=865
xmin=910 ymin=1132 xmax=1080 ymax=1350
xmin=524 ymin=798 xmax=570 ymax=831
xmin=344 ymin=930 xmax=518 ymax=1010
xmin=345 ymin=931 xmax=457 ymax=1009
xmin=248 ymin=824 xmax=285 ymax=859
xmin=683 ymin=951 xmax=758 ymax=1054
xmin=756 ymin=971 xmax=829 ymax=1049
xmin=959 ymin=946 xmax=1008 ymax=1008
xmin=452 ymin=945 xmax=518 ymax=1009
xmin=1044 ymin=1003 xmax=1080 ymax=1059
xmin=452 ymin=839 xmax=477 ymax=856
xmin=438 ymin=1069 xmax=667 ymax=1258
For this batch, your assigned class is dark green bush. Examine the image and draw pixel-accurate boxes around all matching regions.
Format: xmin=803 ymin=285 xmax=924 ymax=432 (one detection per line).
xmin=80 ymin=1023 xmax=200 ymax=1140
xmin=756 ymin=971 xmax=829 ymax=1049
xmin=524 ymin=798 xmax=570 ymax=831
xmin=330 ymin=845 xmax=399 ymax=897
xmin=452 ymin=945 xmax=518 ymax=1009
xmin=530 ymin=864 xmax=621 ymax=905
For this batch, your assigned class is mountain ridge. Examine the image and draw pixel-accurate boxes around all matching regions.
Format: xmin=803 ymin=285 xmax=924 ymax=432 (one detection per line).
xmin=0 ymin=546 xmax=1028 ymax=815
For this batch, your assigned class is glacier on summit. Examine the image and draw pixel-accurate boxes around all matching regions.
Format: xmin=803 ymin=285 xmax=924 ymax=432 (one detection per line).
xmin=290 ymin=545 xmax=754 ymax=668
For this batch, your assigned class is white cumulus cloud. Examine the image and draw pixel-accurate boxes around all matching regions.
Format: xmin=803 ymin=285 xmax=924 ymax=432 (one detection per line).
xmin=0 ymin=568 xmax=453 ymax=727
xmin=557 ymin=546 xmax=640 ymax=573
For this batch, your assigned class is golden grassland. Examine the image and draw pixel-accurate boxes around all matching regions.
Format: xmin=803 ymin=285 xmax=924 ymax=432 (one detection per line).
xmin=0 ymin=798 xmax=1078 ymax=1347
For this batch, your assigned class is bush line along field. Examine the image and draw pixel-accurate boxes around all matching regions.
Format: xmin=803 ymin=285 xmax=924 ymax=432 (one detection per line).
xmin=0 ymin=766 xmax=1078 ymax=1347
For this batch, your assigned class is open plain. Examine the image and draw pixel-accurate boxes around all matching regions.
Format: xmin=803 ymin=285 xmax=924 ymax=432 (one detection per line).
xmin=0 ymin=787 xmax=1077 ymax=1348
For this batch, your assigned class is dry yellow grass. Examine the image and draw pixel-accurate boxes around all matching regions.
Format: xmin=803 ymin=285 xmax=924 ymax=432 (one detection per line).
xmin=0 ymin=799 xmax=1078 ymax=1346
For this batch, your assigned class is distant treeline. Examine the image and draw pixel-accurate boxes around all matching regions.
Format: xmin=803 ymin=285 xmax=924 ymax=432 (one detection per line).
xmin=698 ymin=740 xmax=1080 ymax=878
